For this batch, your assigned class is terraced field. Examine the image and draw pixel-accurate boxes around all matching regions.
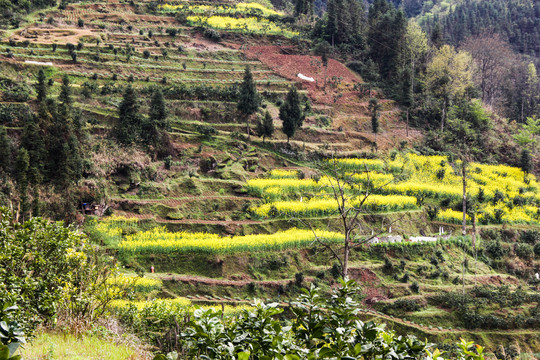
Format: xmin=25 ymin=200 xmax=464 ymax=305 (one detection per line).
xmin=2 ymin=0 xmax=539 ymax=356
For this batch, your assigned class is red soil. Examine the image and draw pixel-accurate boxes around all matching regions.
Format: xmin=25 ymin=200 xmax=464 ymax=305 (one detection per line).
xmin=243 ymin=45 xmax=363 ymax=105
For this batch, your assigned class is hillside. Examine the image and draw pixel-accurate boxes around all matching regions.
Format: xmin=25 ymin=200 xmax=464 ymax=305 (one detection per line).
xmin=0 ymin=0 xmax=539 ymax=359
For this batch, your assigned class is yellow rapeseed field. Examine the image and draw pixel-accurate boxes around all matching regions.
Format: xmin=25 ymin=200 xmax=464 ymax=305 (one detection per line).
xmin=118 ymin=227 xmax=343 ymax=254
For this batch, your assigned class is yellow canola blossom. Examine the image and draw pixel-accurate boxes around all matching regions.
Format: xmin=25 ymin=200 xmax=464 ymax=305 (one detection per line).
xmin=110 ymin=297 xmax=192 ymax=311
xmin=186 ymin=16 xmax=299 ymax=37
xmin=160 ymin=2 xmax=281 ymax=17
xmin=253 ymin=195 xmax=418 ymax=217
xmin=254 ymin=154 xmax=540 ymax=225
xmin=118 ymin=227 xmax=342 ymax=254
xmin=268 ymin=169 xmax=299 ymax=179
xmin=110 ymin=297 xmax=254 ymax=317
xmin=106 ymin=274 xmax=162 ymax=293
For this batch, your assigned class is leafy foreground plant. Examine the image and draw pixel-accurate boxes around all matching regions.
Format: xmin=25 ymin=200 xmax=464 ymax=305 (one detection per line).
xmin=0 ymin=303 xmax=25 ymax=360
xmin=155 ymin=278 xmax=486 ymax=359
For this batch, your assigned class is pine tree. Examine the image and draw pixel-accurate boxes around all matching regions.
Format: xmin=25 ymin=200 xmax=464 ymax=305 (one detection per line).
xmin=149 ymin=88 xmax=168 ymax=130
xmin=326 ymin=0 xmax=338 ymax=46
xmin=369 ymin=98 xmax=381 ymax=134
xmin=520 ymin=148 xmax=532 ymax=174
xmin=66 ymin=133 xmax=82 ymax=183
xmin=32 ymin=189 xmax=40 ymax=218
xmin=0 ymin=126 xmax=11 ymax=174
xmin=116 ymin=84 xmax=142 ymax=145
xmin=16 ymin=148 xmax=30 ymax=221
xmin=368 ymin=0 xmax=407 ymax=81
xmin=21 ymin=115 xmax=45 ymax=184
xmin=237 ymin=65 xmax=260 ymax=140
xmin=256 ymin=110 xmax=274 ymax=142
xmin=280 ymin=86 xmax=304 ymax=143
xmin=430 ymin=22 xmax=444 ymax=49
xmin=58 ymin=74 xmax=72 ymax=108
xmin=36 ymin=69 xmax=47 ymax=103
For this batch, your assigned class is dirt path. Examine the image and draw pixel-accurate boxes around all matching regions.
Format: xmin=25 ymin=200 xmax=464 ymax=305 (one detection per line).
xmin=154 ymin=274 xmax=305 ymax=287
xmin=112 ymin=196 xmax=259 ymax=207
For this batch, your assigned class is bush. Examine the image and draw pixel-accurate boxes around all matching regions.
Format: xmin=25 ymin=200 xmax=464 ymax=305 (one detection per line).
xmin=515 ymin=243 xmax=533 ymax=260
xmin=535 ymin=242 xmax=540 ymax=257
xmin=426 ymin=205 xmax=439 ymax=221
xmin=486 ymin=240 xmax=505 ymax=259
xmin=330 ymin=263 xmax=341 ymax=279
xmin=393 ymin=298 xmax=422 ymax=312
xmin=520 ymin=230 xmax=540 ymax=244
xmin=166 ymin=28 xmax=178 ymax=37
xmin=195 ymin=124 xmax=217 ymax=139
xmin=410 ymin=282 xmax=419 ymax=293
xmin=294 ymin=272 xmax=304 ymax=287
xmin=143 ymin=50 xmax=150 ymax=59
xmin=0 ymin=209 xmax=86 ymax=335
xmin=77 ymin=18 xmax=84 ymax=27
xmin=2 ymin=82 xmax=31 ymax=102
xmin=203 ymin=28 xmax=221 ymax=41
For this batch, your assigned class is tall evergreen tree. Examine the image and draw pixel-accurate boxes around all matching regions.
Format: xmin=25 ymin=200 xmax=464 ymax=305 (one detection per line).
xmin=36 ymin=69 xmax=47 ymax=103
xmin=369 ymin=98 xmax=381 ymax=134
xmin=65 ymin=134 xmax=82 ymax=183
xmin=294 ymin=0 xmax=314 ymax=16
xmin=0 ymin=126 xmax=11 ymax=174
xmin=324 ymin=0 xmax=365 ymax=46
xmin=16 ymin=148 xmax=30 ymax=221
xmin=149 ymin=88 xmax=168 ymax=130
xmin=430 ymin=22 xmax=444 ymax=49
xmin=115 ymin=84 xmax=142 ymax=145
xmin=256 ymin=110 xmax=274 ymax=143
xmin=21 ymin=115 xmax=45 ymax=184
xmin=237 ymin=65 xmax=260 ymax=140
xmin=280 ymin=86 xmax=304 ymax=143
xmin=58 ymin=74 xmax=72 ymax=109
xmin=520 ymin=148 xmax=532 ymax=174
xmin=368 ymin=0 xmax=407 ymax=81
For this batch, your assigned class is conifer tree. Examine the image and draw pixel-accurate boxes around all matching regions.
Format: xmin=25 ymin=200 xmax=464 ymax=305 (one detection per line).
xmin=36 ymin=69 xmax=47 ymax=103
xmin=256 ymin=110 xmax=274 ymax=143
xmin=369 ymin=98 xmax=381 ymax=134
xmin=58 ymin=75 xmax=73 ymax=123
xmin=430 ymin=22 xmax=444 ymax=49
xmin=116 ymin=84 xmax=142 ymax=145
xmin=16 ymin=148 xmax=30 ymax=221
xmin=368 ymin=0 xmax=407 ymax=81
xmin=280 ymin=86 xmax=304 ymax=143
xmin=149 ymin=88 xmax=168 ymax=130
xmin=21 ymin=115 xmax=45 ymax=184
xmin=237 ymin=65 xmax=260 ymax=140
xmin=0 ymin=126 xmax=11 ymax=174
xmin=65 ymin=134 xmax=82 ymax=183
xmin=520 ymin=148 xmax=532 ymax=174
xmin=32 ymin=189 xmax=40 ymax=218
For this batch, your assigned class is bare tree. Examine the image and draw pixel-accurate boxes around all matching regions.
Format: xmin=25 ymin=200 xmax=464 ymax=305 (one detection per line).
xmin=293 ymin=158 xmax=406 ymax=277
xmin=461 ymin=33 xmax=514 ymax=108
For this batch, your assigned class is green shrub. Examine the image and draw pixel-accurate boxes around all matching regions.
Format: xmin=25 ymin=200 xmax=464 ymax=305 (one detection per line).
xmin=520 ymin=230 xmax=540 ymax=244
xmin=515 ymin=243 xmax=533 ymax=260
xmin=0 ymin=209 xmax=88 ymax=336
xmin=534 ymin=242 xmax=540 ymax=257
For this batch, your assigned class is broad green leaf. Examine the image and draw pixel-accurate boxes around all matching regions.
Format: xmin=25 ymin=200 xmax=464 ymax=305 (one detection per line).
xmin=237 ymin=351 xmax=251 ymax=360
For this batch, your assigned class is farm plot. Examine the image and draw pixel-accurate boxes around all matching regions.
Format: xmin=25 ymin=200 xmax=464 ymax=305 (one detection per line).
xmin=333 ymin=154 xmax=540 ymax=225
xmin=161 ymin=2 xmax=299 ymax=38
xmin=117 ymin=227 xmax=343 ymax=254
xmin=244 ymin=154 xmax=540 ymax=225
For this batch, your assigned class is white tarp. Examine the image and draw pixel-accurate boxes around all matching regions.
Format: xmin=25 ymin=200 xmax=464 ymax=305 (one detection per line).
xmin=25 ymin=60 xmax=53 ymax=66
xmin=297 ymin=73 xmax=315 ymax=82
